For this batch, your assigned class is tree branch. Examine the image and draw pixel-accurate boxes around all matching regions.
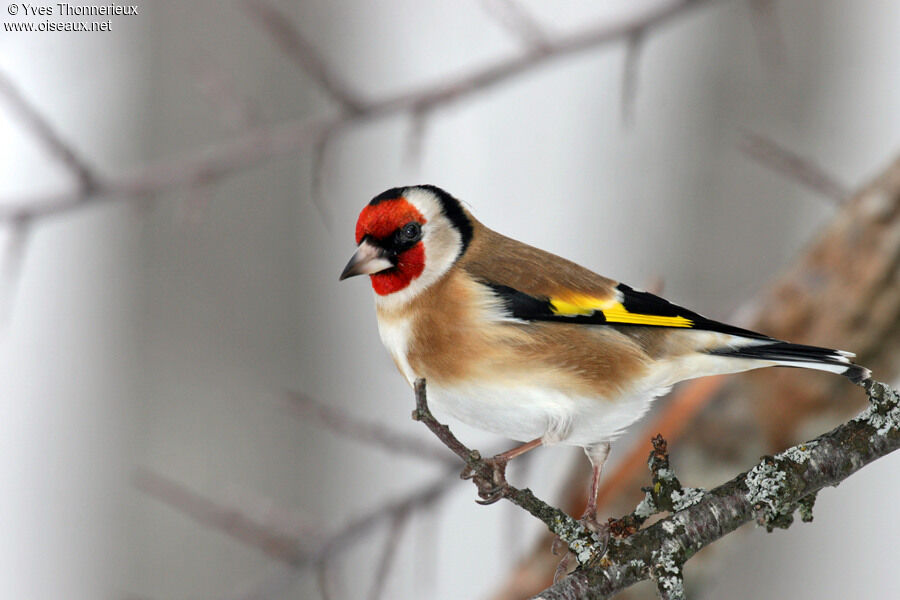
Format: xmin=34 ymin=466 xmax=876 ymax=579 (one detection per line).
xmin=283 ymin=390 xmax=454 ymax=466
xmin=411 ymin=369 xmax=900 ymax=600
xmin=534 ymin=380 xmax=900 ymax=599
xmin=134 ymin=463 xmax=454 ymax=570
xmin=1 ymin=0 xmax=717 ymax=222
xmin=479 ymin=0 xmax=552 ymax=53
xmin=739 ymin=131 xmax=850 ymax=203
xmin=239 ymin=0 xmax=367 ymax=113
xmin=0 ymin=70 xmax=101 ymax=193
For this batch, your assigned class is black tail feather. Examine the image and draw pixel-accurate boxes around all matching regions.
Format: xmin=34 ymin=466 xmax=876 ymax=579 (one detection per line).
xmin=709 ymin=341 xmax=871 ymax=383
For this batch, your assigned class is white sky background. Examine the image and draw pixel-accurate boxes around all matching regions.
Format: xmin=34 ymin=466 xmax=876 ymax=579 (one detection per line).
xmin=1 ymin=1 xmax=899 ymax=599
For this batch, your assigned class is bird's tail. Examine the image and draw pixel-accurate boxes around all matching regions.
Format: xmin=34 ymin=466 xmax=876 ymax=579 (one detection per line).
xmin=709 ymin=340 xmax=871 ymax=384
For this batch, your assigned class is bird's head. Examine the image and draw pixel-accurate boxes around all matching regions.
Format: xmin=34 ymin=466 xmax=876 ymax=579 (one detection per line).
xmin=340 ymin=185 xmax=473 ymax=302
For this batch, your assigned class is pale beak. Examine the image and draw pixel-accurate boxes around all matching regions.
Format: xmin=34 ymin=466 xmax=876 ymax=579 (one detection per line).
xmin=339 ymin=239 xmax=394 ymax=280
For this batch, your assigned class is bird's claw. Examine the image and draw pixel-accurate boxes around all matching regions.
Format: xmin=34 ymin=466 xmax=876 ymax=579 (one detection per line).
xmin=579 ymin=515 xmax=610 ymax=557
xmin=460 ymin=454 xmax=510 ymax=504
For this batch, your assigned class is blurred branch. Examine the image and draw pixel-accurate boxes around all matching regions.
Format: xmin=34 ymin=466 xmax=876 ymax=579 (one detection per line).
xmin=367 ymin=509 xmax=411 ymax=600
xmin=0 ymin=113 xmax=337 ymax=221
xmin=0 ymin=70 xmax=101 ymax=193
xmin=316 ymin=559 xmax=338 ymax=600
xmin=479 ymin=0 xmax=551 ymax=53
xmin=193 ymin=60 xmax=260 ymax=131
xmin=536 ymin=380 xmax=900 ymax=599
xmin=0 ymin=0 xmax=717 ymax=222
xmin=239 ymin=0 xmax=366 ymax=113
xmin=135 ymin=464 xmax=454 ymax=570
xmin=284 ymin=390 xmax=454 ymax=466
xmin=136 ymin=388 xmax=496 ymax=600
xmin=0 ymin=217 xmax=31 ymax=323
xmin=493 ymin=152 xmax=900 ymax=599
xmin=134 ymin=467 xmax=316 ymax=566
xmin=739 ymin=131 xmax=850 ymax=202
xmin=309 ymin=123 xmax=339 ymax=229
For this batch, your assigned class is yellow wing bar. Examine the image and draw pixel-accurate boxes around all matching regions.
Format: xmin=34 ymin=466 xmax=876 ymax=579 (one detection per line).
xmin=548 ymin=293 xmax=616 ymax=316
xmin=549 ymin=293 xmax=694 ymax=328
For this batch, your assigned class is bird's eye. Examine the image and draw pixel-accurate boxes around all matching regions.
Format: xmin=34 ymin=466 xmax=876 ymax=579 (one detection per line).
xmin=400 ymin=222 xmax=422 ymax=241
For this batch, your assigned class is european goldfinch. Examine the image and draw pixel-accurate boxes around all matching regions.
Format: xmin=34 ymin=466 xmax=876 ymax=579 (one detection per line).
xmin=340 ymin=185 xmax=870 ymax=520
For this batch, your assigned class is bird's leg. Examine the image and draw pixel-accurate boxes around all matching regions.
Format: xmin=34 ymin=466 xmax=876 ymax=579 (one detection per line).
xmin=460 ymin=437 xmax=543 ymax=505
xmin=496 ymin=436 xmax=544 ymax=462
xmin=552 ymin=442 xmax=613 ymax=580
xmin=582 ymin=442 xmax=611 ymax=527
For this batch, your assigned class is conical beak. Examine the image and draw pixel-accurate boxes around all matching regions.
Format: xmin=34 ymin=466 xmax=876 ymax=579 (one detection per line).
xmin=339 ymin=239 xmax=394 ymax=280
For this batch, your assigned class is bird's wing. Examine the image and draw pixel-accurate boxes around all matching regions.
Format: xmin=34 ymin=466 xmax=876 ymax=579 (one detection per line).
xmin=483 ymin=280 xmax=771 ymax=340
xmin=459 ymin=222 xmax=771 ymax=340
xmin=456 ymin=220 xmax=866 ymax=383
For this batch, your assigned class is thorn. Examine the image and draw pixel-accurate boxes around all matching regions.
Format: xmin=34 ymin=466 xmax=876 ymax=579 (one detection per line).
xmin=621 ymin=29 xmax=645 ymax=128
xmin=0 ymin=217 xmax=32 ymax=328
xmin=747 ymin=0 xmax=785 ymax=73
xmin=310 ymin=128 xmax=336 ymax=231
xmin=479 ymin=0 xmax=551 ymax=54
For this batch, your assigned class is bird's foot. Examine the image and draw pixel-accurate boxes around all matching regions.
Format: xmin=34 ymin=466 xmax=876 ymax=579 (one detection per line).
xmin=460 ymin=451 xmax=510 ymax=505
xmin=580 ymin=513 xmax=611 ymax=558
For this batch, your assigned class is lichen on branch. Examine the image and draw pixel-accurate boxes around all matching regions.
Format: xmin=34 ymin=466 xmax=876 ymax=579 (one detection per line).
xmin=535 ymin=378 xmax=900 ymax=599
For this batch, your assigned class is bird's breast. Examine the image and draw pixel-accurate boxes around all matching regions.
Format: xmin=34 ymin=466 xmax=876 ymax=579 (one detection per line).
xmin=375 ymin=313 xmax=418 ymax=384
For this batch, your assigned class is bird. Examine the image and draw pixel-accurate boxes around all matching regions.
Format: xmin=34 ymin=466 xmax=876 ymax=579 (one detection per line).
xmin=339 ymin=184 xmax=870 ymax=524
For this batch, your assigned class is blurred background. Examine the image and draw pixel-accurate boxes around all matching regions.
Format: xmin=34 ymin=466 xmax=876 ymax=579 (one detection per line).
xmin=2 ymin=1 xmax=899 ymax=599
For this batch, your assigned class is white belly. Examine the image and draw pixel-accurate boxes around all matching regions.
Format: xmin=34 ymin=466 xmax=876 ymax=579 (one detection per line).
xmin=425 ymin=380 xmax=664 ymax=447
